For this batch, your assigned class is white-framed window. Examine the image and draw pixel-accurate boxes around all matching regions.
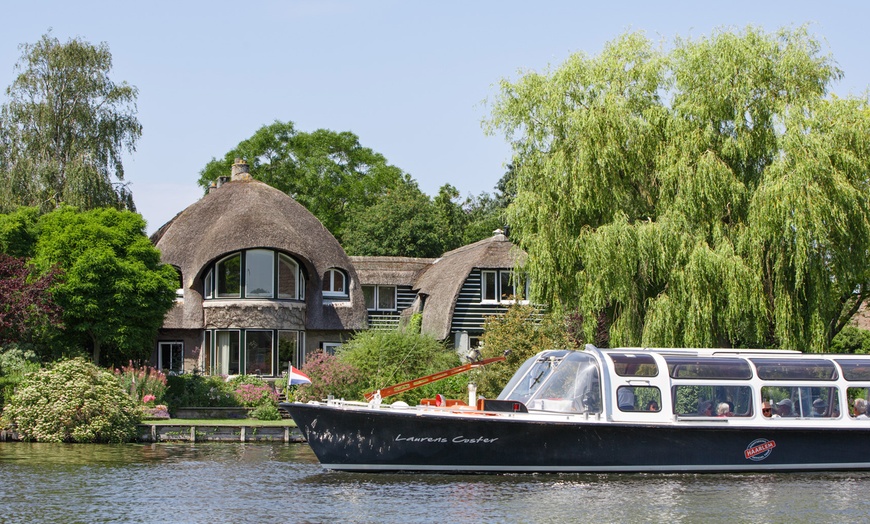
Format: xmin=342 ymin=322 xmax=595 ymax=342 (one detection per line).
xmin=245 ymin=330 xmax=273 ymax=376
xmin=322 ymin=342 xmax=342 ymax=355
xmin=158 ymin=341 xmax=183 ymax=374
xmin=216 ymin=253 xmax=241 ymax=298
xmin=362 ymin=285 xmax=397 ymax=311
xmin=481 ymin=270 xmax=528 ymax=304
xmin=204 ymin=250 xmax=305 ymax=300
xmin=245 ymin=249 xmax=274 ymax=298
xmin=323 ymin=269 xmax=347 ymax=298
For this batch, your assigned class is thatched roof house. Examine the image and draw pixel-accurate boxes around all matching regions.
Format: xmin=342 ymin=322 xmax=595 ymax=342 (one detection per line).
xmin=150 ymin=160 xmax=526 ymax=376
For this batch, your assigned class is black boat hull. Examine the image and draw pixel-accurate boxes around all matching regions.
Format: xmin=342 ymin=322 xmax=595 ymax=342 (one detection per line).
xmin=282 ymin=402 xmax=870 ymax=473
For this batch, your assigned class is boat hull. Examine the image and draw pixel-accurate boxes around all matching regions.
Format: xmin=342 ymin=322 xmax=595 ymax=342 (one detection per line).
xmin=282 ymin=402 xmax=870 ymax=473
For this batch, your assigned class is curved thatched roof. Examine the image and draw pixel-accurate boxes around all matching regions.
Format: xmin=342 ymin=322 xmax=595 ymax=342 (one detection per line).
xmin=152 ymin=177 xmax=366 ymax=330
xmin=414 ymin=231 xmax=526 ymax=340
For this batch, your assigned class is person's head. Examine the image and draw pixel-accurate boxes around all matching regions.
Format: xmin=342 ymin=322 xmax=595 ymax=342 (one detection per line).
xmin=812 ymin=398 xmax=827 ymax=415
xmin=717 ymin=402 xmax=730 ymax=416
xmin=646 ymin=400 xmax=659 ymax=411
xmin=776 ymin=398 xmax=793 ymax=415
xmin=699 ymin=401 xmax=713 ymax=415
xmin=855 ymin=398 xmax=867 ymax=415
xmin=761 ymin=402 xmax=772 ymax=417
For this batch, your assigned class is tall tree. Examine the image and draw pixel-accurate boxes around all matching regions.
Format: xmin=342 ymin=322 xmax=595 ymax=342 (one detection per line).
xmin=0 ymin=253 xmax=62 ymax=346
xmin=0 ymin=33 xmax=141 ymax=213
xmin=488 ymin=27 xmax=870 ymax=351
xmin=30 ymin=207 xmax=177 ymax=365
xmin=340 ymin=182 xmax=447 ymax=258
xmin=198 ymin=121 xmax=412 ymax=236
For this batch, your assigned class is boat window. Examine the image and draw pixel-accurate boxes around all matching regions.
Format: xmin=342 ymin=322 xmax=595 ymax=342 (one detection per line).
xmin=520 ymin=352 xmax=602 ymax=414
xmin=498 ymin=350 xmax=569 ymax=402
xmin=846 ymin=388 xmax=870 ymax=419
xmin=609 ymin=353 xmax=658 ymax=377
xmin=672 ymin=385 xmax=753 ymax=417
xmin=760 ymin=386 xmax=840 ymax=419
xmin=665 ymin=357 xmax=752 ymax=380
xmin=751 ymin=359 xmax=838 ymax=381
xmin=616 ymin=386 xmax=661 ymax=412
xmin=835 ymin=360 xmax=870 ymax=381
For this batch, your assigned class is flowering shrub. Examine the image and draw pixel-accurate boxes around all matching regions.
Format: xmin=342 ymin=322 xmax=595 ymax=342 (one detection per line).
xmin=294 ymin=351 xmax=363 ymax=403
xmin=142 ymin=404 xmax=170 ymax=419
xmin=115 ymin=363 xmax=167 ymax=404
xmin=250 ymin=403 xmax=281 ymax=421
xmin=142 ymin=394 xmax=157 ymax=405
xmin=234 ymin=383 xmax=278 ymax=408
xmin=2 ymin=358 xmax=140 ymax=443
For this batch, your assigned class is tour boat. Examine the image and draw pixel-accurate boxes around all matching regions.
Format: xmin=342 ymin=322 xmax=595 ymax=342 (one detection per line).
xmin=280 ymin=345 xmax=870 ymax=473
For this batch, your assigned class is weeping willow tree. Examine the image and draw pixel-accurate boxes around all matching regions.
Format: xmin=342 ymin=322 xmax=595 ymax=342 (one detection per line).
xmin=487 ymin=27 xmax=870 ymax=351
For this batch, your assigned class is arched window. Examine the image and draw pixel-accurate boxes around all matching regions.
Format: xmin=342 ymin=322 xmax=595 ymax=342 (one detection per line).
xmin=204 ymin=250 xmax=304 ymax=300
xmin=323 ymin=268 xmax=347 ymax=298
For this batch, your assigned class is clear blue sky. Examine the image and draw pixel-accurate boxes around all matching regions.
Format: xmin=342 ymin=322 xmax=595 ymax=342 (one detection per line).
xmin=2 ymin=1 xmax=869 ymax=234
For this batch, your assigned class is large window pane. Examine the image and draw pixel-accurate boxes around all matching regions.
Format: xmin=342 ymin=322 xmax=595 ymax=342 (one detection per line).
xmin=158 ymin=342 xmax=183 ymax=374
xmin=482 ymin=271 xmax=497 ymax=301
xmin=217 ymin=254 xmax=241 ymax=298
xmin=377 ymin=285 xmax=396 ymax=310
xmin=278 ymin=254 xmax=298 ymax=299
xmin=673 ymin=385 xmax=753 ymax=417
xmin=761 ymin=386 xmax=839 ymax=418
xmin=278 ymin=330 xmax=299 ymax=373
xmin=362 ymin=285 xmax=375 ymax=309
xmin=245 ymin=330 xmax=273 ymax=375
xmin=215 ymin=330 xmax=240 ymax=375
xmin=245 ymin=249 xmax=274 ymax=298
xmin=500 ymin=271 xmax=515 ymax=300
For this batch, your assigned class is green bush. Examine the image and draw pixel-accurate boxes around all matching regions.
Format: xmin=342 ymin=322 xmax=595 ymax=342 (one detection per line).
xmin=0 ymin=346 xmax=41 ymax=409
xmin=164 ymin=373 xmax=239 ymax=412
xmin=2 ymin=357 xmax=140 ymax=443
xmin=228 ymin=375 xmax=278 ymax=408
xmin=338 ymin=330 xmax=465 ymax=404
xmin=250 ymin=403 xmax=281 ymax=421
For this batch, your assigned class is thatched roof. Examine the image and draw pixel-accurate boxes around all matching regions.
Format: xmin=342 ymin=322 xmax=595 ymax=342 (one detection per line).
xmin=349 ymin=256 xmax=435 ymax=286
xmin=152 ymin=177 xmax=366 ymax=330
xmin=413 ymin=231 xmax=526 ymax=340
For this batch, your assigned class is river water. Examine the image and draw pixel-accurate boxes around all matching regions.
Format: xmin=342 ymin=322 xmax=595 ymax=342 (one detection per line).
xmin=1 ymin=441 xmax=868 ymax=523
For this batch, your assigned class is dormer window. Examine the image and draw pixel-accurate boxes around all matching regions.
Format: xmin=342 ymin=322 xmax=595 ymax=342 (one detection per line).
xmin=323 ymin=268 xmax=348 ymax=299
xmin=204 ymin=249 xmax=305 ymax=300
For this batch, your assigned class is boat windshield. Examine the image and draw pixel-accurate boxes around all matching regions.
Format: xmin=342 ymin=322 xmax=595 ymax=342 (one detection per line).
xmin=498 ymin=350 xmax=569 ymax=402
xmin=509 ymin=352 xmax=602 ymax=414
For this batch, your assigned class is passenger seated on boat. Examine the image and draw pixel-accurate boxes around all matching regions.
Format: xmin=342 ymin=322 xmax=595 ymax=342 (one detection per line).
xmin=853 ymin=398 xmax=869 ymax=419
xmin=646 ymin=400 xmax=659 ymax=411
xmin=697 ymin=401 xmax=713 ymax=416
xmin=716 ymin=403 xmax=732 ymax=417
xmin=773 ymin=398 xmax=794 ymax=418
xmin=617 ymin=386 xmax=636 ymax=411
xmin=761 ymin=402 xmax=772 ymax=417
xmin=812 ymin=399 xmax=827 ymax=417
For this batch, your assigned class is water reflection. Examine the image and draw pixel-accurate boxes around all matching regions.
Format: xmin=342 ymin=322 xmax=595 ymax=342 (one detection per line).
xmin=3 ymin=442 xmax=870 ymax=523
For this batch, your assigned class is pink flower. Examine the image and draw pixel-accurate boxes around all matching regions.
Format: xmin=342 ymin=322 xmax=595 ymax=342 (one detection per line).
xmin=142 ymin=394 xmax=157 ymax=404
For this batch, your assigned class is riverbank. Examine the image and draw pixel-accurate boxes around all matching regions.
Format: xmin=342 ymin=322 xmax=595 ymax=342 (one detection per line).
xmin=1 ymin=419 xmax=306 ymax=443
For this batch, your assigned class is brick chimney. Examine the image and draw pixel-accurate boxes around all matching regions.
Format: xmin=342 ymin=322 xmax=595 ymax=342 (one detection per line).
xmin=231 ymin=158 xmax=252 ymax=181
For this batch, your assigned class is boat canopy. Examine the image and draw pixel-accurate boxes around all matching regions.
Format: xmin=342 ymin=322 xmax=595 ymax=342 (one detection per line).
xmin=499 ymin=351 xmax=601 ymax=414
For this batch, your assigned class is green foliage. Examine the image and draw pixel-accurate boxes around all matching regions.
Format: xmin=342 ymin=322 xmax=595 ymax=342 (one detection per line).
xmin=294 ymin=350 xmax=363 ymax=403
xmin=830 ymin=326 xmax=870 ymax=354
xmin=0 ymin=207 xmax=39 ymax=257
xmin=0 ymin=33 xmax=141 ymax=212
xmin=197 ymin=121 xmax=410 ymax=237
xmin=0 ymin=345 xmax=40 ymax=408
xmin=30 ymin=206 xmax=178 ymax=365
xmin=474 ymin=303 xmax=577 ymax=398
xmin=341 ymin=182 xmax=447 ymax=257
xmin=338 ymin=330 xmax=465 ymax=404
xmin=250 ymin=403 xmax=281 ymax=421
xmin=164 ymin=373 xmax=239 ymax=411
xmin=2 ymin=357 xmax=139 ymax=442
xmin=114 ymin=363 xmax=168 ymax=404
xmin=487 ymin=26 xmax=870 ymax=351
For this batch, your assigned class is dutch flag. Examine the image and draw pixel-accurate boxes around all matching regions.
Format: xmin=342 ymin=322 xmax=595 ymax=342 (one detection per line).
xmin=288 ymin=364 xmax=312 ymax=385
